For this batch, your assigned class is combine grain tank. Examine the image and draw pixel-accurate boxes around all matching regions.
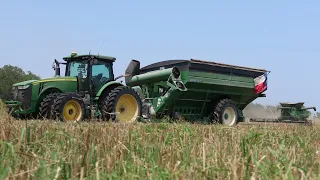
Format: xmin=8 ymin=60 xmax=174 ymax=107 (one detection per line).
xmin=125 ymin=59 xmax=269 ymax=126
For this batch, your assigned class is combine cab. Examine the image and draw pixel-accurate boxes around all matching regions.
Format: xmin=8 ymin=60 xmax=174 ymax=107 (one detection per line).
xmin=249 ymin=102 xmax=316 ymax=125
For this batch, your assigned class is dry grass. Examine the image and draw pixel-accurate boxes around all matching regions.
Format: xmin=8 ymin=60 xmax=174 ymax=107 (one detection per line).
xmin=1 ymin=103 xmax=320 ymax=179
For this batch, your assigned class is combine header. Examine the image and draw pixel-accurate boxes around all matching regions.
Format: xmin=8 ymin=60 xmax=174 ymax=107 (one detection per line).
xmin=249 ymin=102 xmax=316 ymax=125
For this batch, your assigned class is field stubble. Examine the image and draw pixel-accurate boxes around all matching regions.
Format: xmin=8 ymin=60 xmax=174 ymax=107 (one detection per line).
xmin=1 ymin=102 xmax=320 ymax=179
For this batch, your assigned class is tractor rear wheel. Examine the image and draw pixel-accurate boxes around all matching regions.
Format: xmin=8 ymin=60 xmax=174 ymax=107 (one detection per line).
xmin=102 ymin=86 xmax=142 ymax=123
xmin=39 ymin=92 xmax=59 ymax=119
xmin=51 ymin=93 xmax=85 ymax=122
xmin=213 ymin=98 xmax=239 ymax=126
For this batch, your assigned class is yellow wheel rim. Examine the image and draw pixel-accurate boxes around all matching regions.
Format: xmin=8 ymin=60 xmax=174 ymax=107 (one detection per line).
xmin=115 ymin=94 xmax=139 ymax=122
xmin=63 ymin=100 xmax=82 ymax=121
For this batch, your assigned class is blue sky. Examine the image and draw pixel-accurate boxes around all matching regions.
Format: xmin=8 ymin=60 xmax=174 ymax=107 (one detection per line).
xmin=0 ymin=1 xmax=319 ymax=108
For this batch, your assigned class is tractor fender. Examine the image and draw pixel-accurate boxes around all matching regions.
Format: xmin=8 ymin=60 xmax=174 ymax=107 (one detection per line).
xmin=95 ymin=81 xmax=124 ymax=100
xmin=38 ymin=87 xmax=62 ymax=98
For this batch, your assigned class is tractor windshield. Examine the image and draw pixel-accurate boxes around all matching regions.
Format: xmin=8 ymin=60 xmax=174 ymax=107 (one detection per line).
xmin=66 ymin=61 xmax=88 ymax=78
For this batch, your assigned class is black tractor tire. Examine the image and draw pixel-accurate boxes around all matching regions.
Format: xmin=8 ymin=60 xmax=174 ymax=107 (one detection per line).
xmin=98 ymin=99 xmax=107 ymax=120
xmin=38 ymin=92 xmax=59 ymax=119
xmin=102 ymin=86 xmax=142 ymax=123
xmin=98 ymin=89 xmax=114 ymax=121
xmin=213 ymin=98 xmax=239 ymax=126
xmin=51 ymin=93 xmax=85 ymax=122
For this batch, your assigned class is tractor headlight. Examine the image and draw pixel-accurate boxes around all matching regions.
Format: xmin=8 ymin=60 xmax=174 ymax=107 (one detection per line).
xmin=17 ymin=85 xmax=30 ymax=90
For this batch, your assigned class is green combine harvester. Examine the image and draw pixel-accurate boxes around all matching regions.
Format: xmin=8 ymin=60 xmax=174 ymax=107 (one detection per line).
xmin=6 ymin=52 xmax=312 ymax=126
xmin=249 ymin=102 xmax=316 ymax=125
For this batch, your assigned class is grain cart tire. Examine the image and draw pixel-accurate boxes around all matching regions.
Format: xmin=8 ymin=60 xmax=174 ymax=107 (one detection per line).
xmin=39 ymin=93 xmax=59 ymax=119
xmin=102 ymin=86 xmax=142 ymax=123
xmin=213 ymin=98 xmax=238 ymax=126
xmin=51 ymin=93 xmax=85 ymax=122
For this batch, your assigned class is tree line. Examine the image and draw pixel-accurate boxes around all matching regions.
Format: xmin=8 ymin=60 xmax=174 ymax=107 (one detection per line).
xmin=0 ymin=65 xmax=40 ymax=100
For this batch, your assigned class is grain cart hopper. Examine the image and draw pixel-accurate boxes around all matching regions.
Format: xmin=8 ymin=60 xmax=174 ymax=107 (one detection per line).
xmin=125 ymin=59 xmax=269 ymax=126
xmin=249 ymin=102 xmax=316 ymax=124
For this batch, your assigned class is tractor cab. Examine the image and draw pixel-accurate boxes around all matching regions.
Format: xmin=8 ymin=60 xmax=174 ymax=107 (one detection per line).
xmin=52 ymin=52 xmax=116 ymax=95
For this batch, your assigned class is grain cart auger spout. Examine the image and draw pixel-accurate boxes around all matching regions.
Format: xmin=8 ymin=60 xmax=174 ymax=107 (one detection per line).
xmin=301 ymin=107 xmax=317 ymax=111
xmin=125 ymin=60 xmax=187 ymax=119
xmin=249 ymin=102 xmax=316 ymax=125
xmin=124 ymin=59 xmax=269 ymax=126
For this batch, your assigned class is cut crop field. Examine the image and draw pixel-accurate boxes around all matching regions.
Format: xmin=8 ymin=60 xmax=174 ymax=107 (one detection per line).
xmin=1 ymin=107 xmax=320 ymax=179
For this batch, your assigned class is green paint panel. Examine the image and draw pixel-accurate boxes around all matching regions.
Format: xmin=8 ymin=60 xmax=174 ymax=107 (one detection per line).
xmin=188 ymin=71 xmax=254 ymax=88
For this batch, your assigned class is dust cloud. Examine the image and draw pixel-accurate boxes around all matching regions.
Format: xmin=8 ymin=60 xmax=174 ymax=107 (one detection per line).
xmin=242 ymin=104 xmax=281 ymax=119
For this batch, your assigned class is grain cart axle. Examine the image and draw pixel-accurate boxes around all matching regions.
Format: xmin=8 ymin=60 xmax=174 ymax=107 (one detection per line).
xmin=249 ymin=102 xmax=316 ymax=125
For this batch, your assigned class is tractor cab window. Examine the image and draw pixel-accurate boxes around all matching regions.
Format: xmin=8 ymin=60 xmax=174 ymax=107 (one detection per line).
xmin=67 ymin=61 xmax=88 ymax=78
xmin=92 ymin=61 xmax=113 ymax=90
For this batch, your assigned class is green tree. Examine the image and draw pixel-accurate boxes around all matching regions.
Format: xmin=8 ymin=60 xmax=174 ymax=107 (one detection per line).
xmin=0 ymin=65 xmax=40 ymax=100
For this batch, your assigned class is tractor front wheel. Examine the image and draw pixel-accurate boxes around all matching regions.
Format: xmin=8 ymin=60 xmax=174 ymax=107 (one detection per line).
xmin=51 ymin=93 xmax=85 ymax=122
xmin=213 ymin=98 xmax=239 ymax=126
xmin=102 ymin=86 xmax=142 ymax=123
xmin=39 ymin=93 xmax=59 ymax=119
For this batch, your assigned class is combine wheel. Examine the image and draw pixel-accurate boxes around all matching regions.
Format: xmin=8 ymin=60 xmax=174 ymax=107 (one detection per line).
xmin=102 ymin=86 xmax=142 ymax=123
xmin=51 ymin=93 xmax=85 ymax=122
xmin=213 ymin=98 xmax=239 ymax=126
xmin=39 ymin=92 xmax=59 ymax=119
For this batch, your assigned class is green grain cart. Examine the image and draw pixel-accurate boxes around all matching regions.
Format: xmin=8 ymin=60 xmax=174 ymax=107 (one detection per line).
xmin=5 ymin=53 xmax=269 ymax=126
xmin=124 ymin=59 xmax=269 ymax=126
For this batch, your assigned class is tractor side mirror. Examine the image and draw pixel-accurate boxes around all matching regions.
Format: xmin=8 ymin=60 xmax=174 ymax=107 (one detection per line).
xmin=52 ymin=62 xmax=56 ymax=70
xmin=53 ymin=59 xmax=61 ymax=76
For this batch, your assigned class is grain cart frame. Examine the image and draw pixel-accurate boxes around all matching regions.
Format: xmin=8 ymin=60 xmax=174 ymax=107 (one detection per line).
xmin=124 ymin=59 xmax=269 ymax=126
xmin=5 ymin=52 xmax=142 ymax=122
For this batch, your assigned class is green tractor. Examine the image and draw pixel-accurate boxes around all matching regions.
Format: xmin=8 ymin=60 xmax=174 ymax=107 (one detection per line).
xmin=5 ymin=52 xmax=142 ymax=122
